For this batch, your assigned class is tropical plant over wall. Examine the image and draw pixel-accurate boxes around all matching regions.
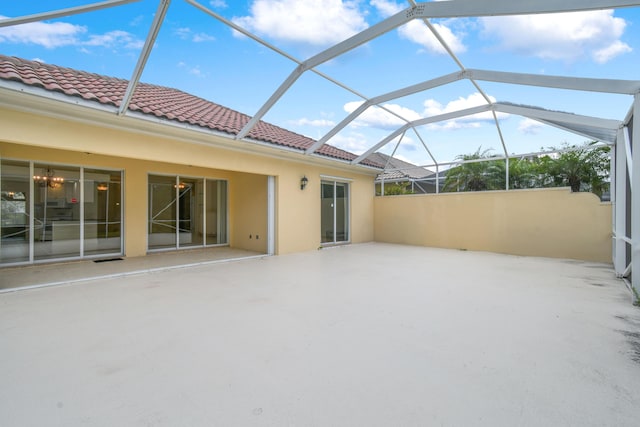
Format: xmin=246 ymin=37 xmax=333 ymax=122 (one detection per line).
xmin=442 ymin=147 xmax=504 ymax=192
xmin=442 ymin=141 xmax=610 ymax=198
xmin=381 ymin=182 xmax=414 ymax=195
xmin=543 ymin=142 xmax=610 ymax=197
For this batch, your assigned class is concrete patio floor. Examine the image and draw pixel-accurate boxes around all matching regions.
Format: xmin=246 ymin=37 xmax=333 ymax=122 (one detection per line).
xmin=0 ymin=247 xmax=264 ymax=291
xmin=1 ymin=243 xmax=639 ymax=426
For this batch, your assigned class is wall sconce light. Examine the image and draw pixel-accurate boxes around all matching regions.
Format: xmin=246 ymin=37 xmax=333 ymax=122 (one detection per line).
xmin=300 ymin=175 xmax=308 ymax=190
xmin=97 ymin=183 xmax=108 ymax=191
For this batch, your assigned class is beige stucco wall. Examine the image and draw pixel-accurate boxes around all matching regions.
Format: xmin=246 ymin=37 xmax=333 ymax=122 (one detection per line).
xmin=0 ymin=107 xmax=375 ymax=258
xmin=230 ymin=173 xmax=268 ymax=253
xmin=374 ymin=188 xmax=612 ymax=262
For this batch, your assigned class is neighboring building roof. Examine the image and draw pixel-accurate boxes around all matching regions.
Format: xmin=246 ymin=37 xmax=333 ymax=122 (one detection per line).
xmin=0 ymin=55 xmax=381 ymax=168
xmin=367 ymin=152 xmax=435 ymax=181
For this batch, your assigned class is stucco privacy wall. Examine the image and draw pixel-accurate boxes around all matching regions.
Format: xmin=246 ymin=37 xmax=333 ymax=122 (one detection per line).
xmin=0 ymin=107 xmax=375 ymax=257
xmin=374 ymin=188 xmax=612 ymax=262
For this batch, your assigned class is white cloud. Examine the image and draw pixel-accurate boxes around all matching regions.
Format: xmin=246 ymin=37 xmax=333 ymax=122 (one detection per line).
xmin=593 ymin=40 xmax=632 ymax=63
xmin=85 ymin=30 xmax=143 ymax=49
xmin=177 ymin=61 xmax=207 ymax=78
xmin=0 ymin=16 xmax=143 ymax=51
xmin=189 ymin=66 xmax=203 ymax=76
xmin=174 ymin=27 xmax=192 ymax=40
xmin=398 ymin=20 xmax=466 ymax=54
xmin=210 ymin=0 xmax=228 ymax=8
xmin=342 ymin=92 xmax=505 ymax=131
xmin=344 ymin=101 xmax=422 ymax=129
xmin=174 ymin=27 xmax=216 ymax=43
xmin=370 ymin=0 xmax=402 ymax=17
xmin=232 ymin=0 xmax=368 ymax=46
xmin=371 ymin=0 xmax=466 ymax=54
xmin=0 ymin=16 xmax=85 ymax=48
xmin=421 ymin=93 xmax=500 ymax=130
xmin=518 ymin=118 xmax=543 ymax=135
xmin=328 ymin=131 xmax=370 ymax=154
xmin=423 ymin=92 xmax=494 ymax=117
xmin=423 ymin=92 xmax=509 ymax=129
xmin=129 ymin=15 xmax=145 ymax=27
xmin=291 ymin=118 xmax=336 ymax=127
xmin=480 ymin=10 xmax=631 ymax=63
xmin=193 ymin=33 xmax=216 ymax=43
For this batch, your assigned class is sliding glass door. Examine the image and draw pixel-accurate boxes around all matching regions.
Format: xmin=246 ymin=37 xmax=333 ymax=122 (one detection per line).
xmin=1 ymin=159 xmax=123 ymax=266
xmin=321 ymin=180 xmax=349 ymax=245
xmin=148 ymin=175 xmax=227 ymax=251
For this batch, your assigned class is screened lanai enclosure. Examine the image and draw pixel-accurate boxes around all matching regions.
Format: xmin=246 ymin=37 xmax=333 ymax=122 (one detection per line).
xmin=0 ymin=0 xmax=639 ymax=293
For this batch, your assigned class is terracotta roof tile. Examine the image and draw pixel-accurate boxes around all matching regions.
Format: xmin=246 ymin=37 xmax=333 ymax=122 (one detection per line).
xmin=367 ymin=152 xmax=434 ymax=180
xmin=0 ymin=55 xmax=382 ymax=167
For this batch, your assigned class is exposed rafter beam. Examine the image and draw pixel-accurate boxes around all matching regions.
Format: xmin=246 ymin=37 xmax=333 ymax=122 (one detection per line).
xmin=411 ymin=0 xmax=640 ymax=19
xmin=467 ymin=69 xmax=640 ymax=94
xmin=411 ymin=128 xmax=438 ymax=167
xmin=632 ymin=94 xmax=640 ymax=292
xmin=0 ymin=0 xmax=139 ymax=27
xmin=353 ymin=129 xmax=408 ymax=166
xmin=536 ymin=119 xmax=617 ymax=143
xmin=118 ymin=0 xmax=171 ymax=116
xmin=493 ymin=103 xmax=621 ymax=131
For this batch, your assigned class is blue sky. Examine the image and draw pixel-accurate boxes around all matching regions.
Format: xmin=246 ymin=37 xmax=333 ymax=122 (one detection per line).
xmin=1 ymin=0 xmax=639 ymax=166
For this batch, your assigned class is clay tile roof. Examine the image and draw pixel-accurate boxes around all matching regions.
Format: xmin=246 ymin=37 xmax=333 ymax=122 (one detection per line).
xmin=366 ymin=152 xmax=434 ymax=180
xmin=0 ymin=55 xmax=382 ymax=168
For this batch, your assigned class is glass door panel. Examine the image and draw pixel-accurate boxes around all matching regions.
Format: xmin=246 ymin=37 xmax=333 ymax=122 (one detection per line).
xmin=178 ymin=178 xmax=204 ymax=247
xmin=148 ymin=175 xmax=228 ymax=251
xmin=148 ymin=175 xmax=177 ymax=250
xmin=1 ymin=160 xmax=30 ymax=264
xmin=205 ymin=180 xmax=228 ymax=245
xmin=321 ymin=180 xmax=350 ymax=245
xmin=335 ymin=182 xmax=349 ymax=243
xmin=84 ymin=169 xmax=122 ymax=255
xmin=33 ymin=164 xmax=81 ymax=260
xmin=321 ymin=181 xmax=335 ymax=244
